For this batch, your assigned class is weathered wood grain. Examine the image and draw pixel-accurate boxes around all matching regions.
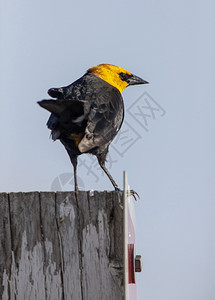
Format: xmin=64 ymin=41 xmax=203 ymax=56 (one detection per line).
xmin=9 ymin=192 xmax=46 ymax=300
xmin=0 ymin=191 xmax=124 ymax=300
xmin=0 ymin=193 xmax=11 ymax=300
xmin=39 ymin=192 xmax=63 ymax=300
xmin=79 ymin=191 xmax=124 ymax=300
xmin=55 ymin=191 xmax=82 ymax=300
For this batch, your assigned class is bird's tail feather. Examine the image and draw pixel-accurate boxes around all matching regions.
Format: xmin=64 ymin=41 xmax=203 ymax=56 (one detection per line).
xmin=38 ymin=99 xmax=85 ymax=118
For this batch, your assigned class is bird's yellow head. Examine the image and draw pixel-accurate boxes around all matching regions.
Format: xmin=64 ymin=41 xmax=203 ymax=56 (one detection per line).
xmin=88 ymin=64 xmax=148 ymax=93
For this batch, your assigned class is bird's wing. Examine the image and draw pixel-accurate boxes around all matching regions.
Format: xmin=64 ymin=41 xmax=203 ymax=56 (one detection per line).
xmin=78 ymin=89 xmax=124 ymax=153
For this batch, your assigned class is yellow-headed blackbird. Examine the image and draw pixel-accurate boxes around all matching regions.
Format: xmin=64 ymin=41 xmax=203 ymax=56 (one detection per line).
xmin=38 ymin=64 xmax=148 ymax=191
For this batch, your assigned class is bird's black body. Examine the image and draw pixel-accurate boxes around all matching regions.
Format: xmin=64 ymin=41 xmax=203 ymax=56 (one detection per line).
xmin=39 ymin=72 xmax=124 ymax=190
xmin=38 ymin=64 xmax=148 ymax=191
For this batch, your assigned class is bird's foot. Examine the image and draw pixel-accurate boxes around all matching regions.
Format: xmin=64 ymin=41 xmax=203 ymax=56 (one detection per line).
xmin=74 ymin=186 xmax=79 ymax=195
xmin=129 ymin=190 xmax=140 ymax=201
xmin=114 ymin=187 xmax=140 ymax=201
xmin=114 ymin=186 xmax=120 ymax=192
xmin=114 ymin=186 xmax=123 ymax=196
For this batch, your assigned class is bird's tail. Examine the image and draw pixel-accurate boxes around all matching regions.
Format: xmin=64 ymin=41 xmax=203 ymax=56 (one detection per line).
xmin=37 ymin=99 xmax=86 ymax=140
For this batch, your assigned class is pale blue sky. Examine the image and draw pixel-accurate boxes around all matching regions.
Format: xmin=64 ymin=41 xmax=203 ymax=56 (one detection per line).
xmin=1 ymin=1 xmax=215 ymax=299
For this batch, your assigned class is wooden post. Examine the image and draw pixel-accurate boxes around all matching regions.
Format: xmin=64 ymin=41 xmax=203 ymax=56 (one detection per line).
xmin=0 ymin=191 xmax=124 ymax=300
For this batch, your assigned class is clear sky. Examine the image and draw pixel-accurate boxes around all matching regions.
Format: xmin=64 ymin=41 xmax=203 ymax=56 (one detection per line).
xmin=1 ymin=0 xmax=215 ymax=299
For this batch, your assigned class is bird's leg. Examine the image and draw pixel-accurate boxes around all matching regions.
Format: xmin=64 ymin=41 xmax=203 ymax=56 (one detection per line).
xmin=97 ymin=154 xmax=119 ymax=190
xmin=70 ymin=155 xmax=79 ymax=193
xmin=100 ymin=163 xmax=120 ymax=190
xmin=97 ymin=153 xmax=140 ymax=199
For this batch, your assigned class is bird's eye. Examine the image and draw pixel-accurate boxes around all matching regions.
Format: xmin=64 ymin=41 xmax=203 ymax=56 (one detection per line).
xmin=119 ymin=72 xmax=127 ymax=81
xmin=119 ymin=72 xmax=132 ymax=82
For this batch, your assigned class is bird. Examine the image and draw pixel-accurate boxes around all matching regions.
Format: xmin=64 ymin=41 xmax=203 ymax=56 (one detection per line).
xmin=38 ymin=64 xmax=148 ymax=192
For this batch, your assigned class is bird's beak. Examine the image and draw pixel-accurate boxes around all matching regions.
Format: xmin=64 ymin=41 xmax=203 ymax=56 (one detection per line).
xmin=128 ymin=74 xmax=149 ymax=86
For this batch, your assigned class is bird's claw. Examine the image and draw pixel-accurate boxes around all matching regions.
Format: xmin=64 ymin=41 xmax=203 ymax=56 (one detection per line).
xmin=114 ymin=187 xmax=123 ymax=197
xmin=129 ymin=190 xmax=140 ymax=201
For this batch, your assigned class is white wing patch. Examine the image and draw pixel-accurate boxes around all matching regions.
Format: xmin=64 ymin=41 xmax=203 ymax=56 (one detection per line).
xmin=72 ymin=114 xmax=85 ymax=124
xmin=78 ymin=129 xmax=109 ymax=153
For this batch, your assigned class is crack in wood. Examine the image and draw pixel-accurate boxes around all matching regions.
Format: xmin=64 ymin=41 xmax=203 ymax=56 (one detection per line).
xmin=7 ymin=193 xmax=12 ymax=300
xmin=38 ymin=192 xmax=47 ymax=300
xmin=75 ymin=191 xmax=84 ymax=300
xmin=54 ymin=192 xmax=65 ymax=300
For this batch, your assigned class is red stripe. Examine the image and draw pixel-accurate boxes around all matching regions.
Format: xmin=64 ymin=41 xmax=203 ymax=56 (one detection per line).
xmin=128 ymin=244 xmax=135 ymax=284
